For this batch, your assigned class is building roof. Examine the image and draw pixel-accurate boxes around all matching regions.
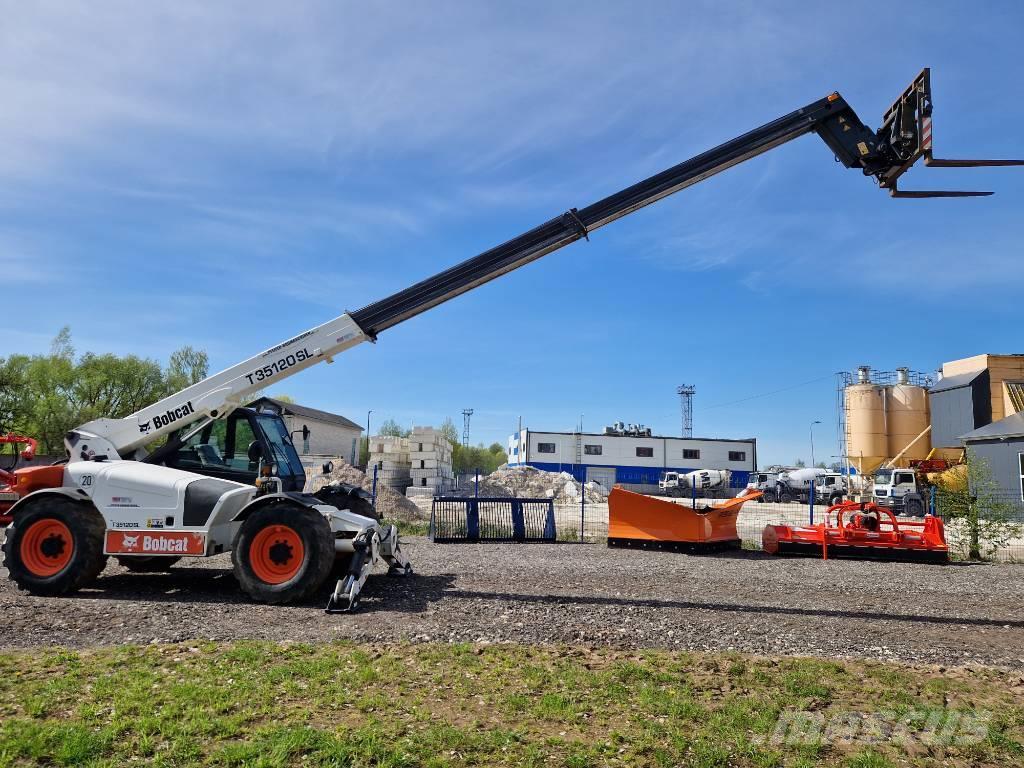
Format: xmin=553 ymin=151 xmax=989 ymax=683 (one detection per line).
xmin=960 ymin=412 xmax=1024 ymax=441
xmin=246 ymin=397 xmax=363 ymax=431
xmin=931 ymin=368 xmax=986 ymax=393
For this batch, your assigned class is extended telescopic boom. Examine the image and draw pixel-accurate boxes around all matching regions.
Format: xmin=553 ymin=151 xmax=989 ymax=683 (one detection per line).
xmin=67 ymin=70 xmax=1021 ymax=461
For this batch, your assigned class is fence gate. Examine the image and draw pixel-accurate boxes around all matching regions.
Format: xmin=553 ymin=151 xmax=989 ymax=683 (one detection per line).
xmin=430 ymin=497 xmax=557 ymax=542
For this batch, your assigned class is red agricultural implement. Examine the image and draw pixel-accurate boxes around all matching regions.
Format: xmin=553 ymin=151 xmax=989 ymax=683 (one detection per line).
xmin=0 ymin=433 xmax=39 ymax=524
xmin=762 ymin=501 xmax=948 ymax=564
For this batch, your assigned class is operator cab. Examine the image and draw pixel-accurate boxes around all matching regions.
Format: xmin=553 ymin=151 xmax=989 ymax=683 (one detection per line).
xmin=163 ymin=407 xmax=307 ymax=491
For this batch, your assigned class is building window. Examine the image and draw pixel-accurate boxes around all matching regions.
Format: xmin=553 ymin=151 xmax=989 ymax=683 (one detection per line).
xmin=635 ymin=447 xmax=654 ymax=458
xmin=728 ymin=451 xmax=746 ymax=462
xmin=683 ymin=448 xmax=700 ymax=460
xmin=537 ymin=442 xmax=556 ymax=454
xmin=1019 ymin=453 xmax=1024 ymax=502
xmin=584 ymin=444 xmax=602 ymax=456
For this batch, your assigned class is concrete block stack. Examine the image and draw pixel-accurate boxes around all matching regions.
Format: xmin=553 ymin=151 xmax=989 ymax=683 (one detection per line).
xmin=407 ymin=426 xmax=455 ymax=497
xmin=368 ymin=435 xmax=411 ymax=490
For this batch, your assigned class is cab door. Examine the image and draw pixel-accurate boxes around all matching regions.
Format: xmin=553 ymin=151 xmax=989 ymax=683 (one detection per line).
xmin=164 ymin=413 xmax=262 ymax=486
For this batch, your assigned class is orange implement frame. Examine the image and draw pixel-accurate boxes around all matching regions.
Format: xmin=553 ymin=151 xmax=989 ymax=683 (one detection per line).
xmin=762 ymin=501 xmax=948 ymax=563
xmin=608 ymin=487 xmax=762 ymax=552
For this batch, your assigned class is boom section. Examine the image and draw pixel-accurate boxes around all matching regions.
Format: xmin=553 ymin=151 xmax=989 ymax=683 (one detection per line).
xmin=67 ymin=314 xmax=368 ymax=460
xmin=350 ymin=93 xmax=871 ymax=336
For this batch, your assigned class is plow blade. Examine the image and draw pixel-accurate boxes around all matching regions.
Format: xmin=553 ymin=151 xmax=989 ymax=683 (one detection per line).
xmin=607 ymin=487 xmax=760 ymax=552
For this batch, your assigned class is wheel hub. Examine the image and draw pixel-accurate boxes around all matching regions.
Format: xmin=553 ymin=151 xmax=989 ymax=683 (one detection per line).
xmin=268 ymin=539 xmax=294 ymax=566
xmin=39 ymin=533 xmax=67 ymax=560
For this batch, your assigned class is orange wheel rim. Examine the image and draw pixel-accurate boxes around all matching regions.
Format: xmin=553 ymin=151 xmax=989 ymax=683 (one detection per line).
xmin=20 ymin=519 xmax=74 ymax=577
xmin=249 ymin=525 xmax=304 ymax=584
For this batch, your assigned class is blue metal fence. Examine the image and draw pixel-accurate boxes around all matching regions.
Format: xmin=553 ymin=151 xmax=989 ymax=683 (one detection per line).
xmin=430 ymin=497 xmax=557 ymax=543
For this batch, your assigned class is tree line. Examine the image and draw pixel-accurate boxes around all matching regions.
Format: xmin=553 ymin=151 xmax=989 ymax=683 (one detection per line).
xmin=0 ymin=328 xmax=209 ymax=456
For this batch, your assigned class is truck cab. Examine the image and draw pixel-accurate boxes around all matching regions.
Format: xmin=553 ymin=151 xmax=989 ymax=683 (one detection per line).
xmin=659 ymin=471 xmax=684 ymax=495
xmin=162 ymin=407 xmax=307 ymax=492
xmin=815 ymin=473 xmax=847 ymax=504
xmin=872 ymin=467 xmax=926 ymax=516
xmin=746 ymin=471 xmax=777 ymax=502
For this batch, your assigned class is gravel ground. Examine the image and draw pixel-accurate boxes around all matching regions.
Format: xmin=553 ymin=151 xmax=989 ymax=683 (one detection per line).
xmin=3 ymin=537 xmax=1023 ymax=668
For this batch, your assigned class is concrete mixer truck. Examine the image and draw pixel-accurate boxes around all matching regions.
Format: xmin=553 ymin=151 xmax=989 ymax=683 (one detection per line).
xmin=659 ymin=469 xmax=732 ymax=498
xmin=769 ymin=467 xmax=829 ymax=503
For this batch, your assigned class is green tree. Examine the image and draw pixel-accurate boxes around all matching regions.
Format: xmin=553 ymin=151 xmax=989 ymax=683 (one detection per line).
xmin=377 ymin=418 xmax=410 ymax=438
xmin=0 ymin=328 xmax=211 ymax=456
xmin=794 ymin=458 xmax=806 ymax=468
xmin=165 ymin=345 xmax=209 ymax=393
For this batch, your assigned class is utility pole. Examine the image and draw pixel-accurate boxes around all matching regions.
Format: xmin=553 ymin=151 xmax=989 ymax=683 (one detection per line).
xmin=677 ymin=385 xmax=695 ymax=438
xmin=810 ymin=420 xmax=821 ymax=467
xmin=462 ymin=408 xmax=474 ymax=449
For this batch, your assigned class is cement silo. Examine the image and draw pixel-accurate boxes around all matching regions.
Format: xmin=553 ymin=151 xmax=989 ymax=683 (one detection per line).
xmin=845 ymin=366 xmax=888 ymax=476
xmin=886 ymin=367 xmax=931 ymax=464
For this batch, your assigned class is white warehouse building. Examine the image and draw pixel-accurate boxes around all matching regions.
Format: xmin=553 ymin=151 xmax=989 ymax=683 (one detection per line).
xmin=507 ymin=427 xmax=756 ymax=492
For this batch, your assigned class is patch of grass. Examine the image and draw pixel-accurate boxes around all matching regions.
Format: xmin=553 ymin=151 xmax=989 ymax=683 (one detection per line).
xmin=0 ymin=643 xmax=1021 ymax=767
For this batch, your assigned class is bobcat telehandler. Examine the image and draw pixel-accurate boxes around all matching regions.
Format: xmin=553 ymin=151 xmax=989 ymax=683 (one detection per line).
xmin=3 ymin=69 xmax=1020 ymax=610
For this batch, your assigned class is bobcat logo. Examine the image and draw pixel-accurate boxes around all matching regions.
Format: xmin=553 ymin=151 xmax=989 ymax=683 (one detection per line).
xmin=122 ymin=535 xmax=139 ymax=550
xmin=138 ymin=421 xmax=152 ymax=435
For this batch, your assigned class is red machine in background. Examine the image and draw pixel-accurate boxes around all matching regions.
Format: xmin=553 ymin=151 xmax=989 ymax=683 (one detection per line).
xmin=762 ymin=500 xmax=948 ymax=563
xmin=0 ymin=433 xmax=39 ymax=524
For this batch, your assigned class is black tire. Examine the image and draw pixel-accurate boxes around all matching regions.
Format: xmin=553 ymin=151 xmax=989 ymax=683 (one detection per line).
xmin=904 ymin=497 xmax=925 ymax=518
xmin=778 ymin=492 xmax=794 ymax=504
xmin=3 ymin=496 xmax=107 ymax=596
xmin=116 ymin=556 xmax=181 ymax=572
xmin=829 ymin=494 xmax=844 ymax=507
xmin=232 ymin=504 xmax=335 ymax=604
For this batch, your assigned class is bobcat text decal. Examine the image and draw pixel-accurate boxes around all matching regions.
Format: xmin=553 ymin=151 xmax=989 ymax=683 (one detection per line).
xmin=244 ymin=349 xmax=313 ymax=385
xmin=105 ymin=531 xmax=206 ymax=556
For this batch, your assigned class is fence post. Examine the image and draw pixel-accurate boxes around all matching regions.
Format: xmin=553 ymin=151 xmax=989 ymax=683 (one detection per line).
xmin=580 ymin=477 xmax=585 ymax=541
xmin=809 ymin=477 xmax=815 ymax=525
xmin=691 ymin=480 xmax=697 ymax=508
xmin=929 ymin=485 xmax=936 ymax=516
xmin=372 ymin=464 xmax=379 ymax=506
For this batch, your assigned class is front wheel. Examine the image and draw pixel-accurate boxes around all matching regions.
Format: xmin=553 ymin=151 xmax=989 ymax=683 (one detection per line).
xmin=3 ymin=497 xmax=107 ymax=595
xmin=232 ymin=504 xmax=335 ymax=604
xmin=904 ymin=497 xmax=926 ymax=518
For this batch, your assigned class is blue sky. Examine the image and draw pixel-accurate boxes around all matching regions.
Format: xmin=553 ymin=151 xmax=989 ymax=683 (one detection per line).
xmin=2 ymin=1 xmax=1022 ymax=466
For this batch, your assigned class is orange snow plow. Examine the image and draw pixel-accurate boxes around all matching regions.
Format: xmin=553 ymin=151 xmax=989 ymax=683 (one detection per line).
xmin=607 ymin=486 xmax=762 ymax=552
xmin=762 ymin=501 xmax=948 ymax=563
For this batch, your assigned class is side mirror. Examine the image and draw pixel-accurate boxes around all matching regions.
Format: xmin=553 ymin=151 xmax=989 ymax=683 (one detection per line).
xmin=302 ymin=425 xmax=311 ymax=441
xmin=247 ymin=441 xmax=263 ymax=464
xmin=322 ymin=460 xmax=334 ymax=475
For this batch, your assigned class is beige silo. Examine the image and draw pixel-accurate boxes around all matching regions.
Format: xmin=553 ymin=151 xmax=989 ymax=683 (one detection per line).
xmin=846 ymin=367 xmax=888 ymax=476
xmin=886 ymin=367 xmax=931 ymax=465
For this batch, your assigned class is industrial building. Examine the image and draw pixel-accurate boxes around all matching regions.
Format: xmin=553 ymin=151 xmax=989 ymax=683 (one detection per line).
xmin=841 ymin=355 xmax=1024 ymax=500
xmin=247 ymin=397 xmax=363 ymax=466
xmin=507 ymin=424 xmax=756 ymax=492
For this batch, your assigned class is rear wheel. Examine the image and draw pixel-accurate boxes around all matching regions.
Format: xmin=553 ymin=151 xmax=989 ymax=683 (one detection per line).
xmin=232 ymin=504 xmax=335 ymax=604
xmin=116 ymin=556 xmax=181 ymax=572
xmin=3 ymin=497 xmax=107 ymax=595
xmin=778 ymin=491 xmax=794 ymax=504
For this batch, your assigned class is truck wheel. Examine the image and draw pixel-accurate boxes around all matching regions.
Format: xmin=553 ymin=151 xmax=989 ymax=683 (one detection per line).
xmin=829 ymin=494 xmax=844 ymax=506
xmin=778 ymin=491 xmax=794 ymax=504
xmin=116 ymin=556 xmax=181 ymax=572
xmin=232 ymin=504 xmax=334 ymax=604
xmin=904 ymin=497 xmax=925 ymax=518
xmin=3 ymin=497 xmax=107 ymax=595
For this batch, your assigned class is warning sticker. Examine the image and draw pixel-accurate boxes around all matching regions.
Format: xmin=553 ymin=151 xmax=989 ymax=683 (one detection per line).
xmin=105 ymin=530 xmax=206 ymax=556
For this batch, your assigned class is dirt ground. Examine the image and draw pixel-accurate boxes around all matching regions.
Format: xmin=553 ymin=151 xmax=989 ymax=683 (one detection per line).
xmin=3 ymin=536 xmax=1024 ymax=668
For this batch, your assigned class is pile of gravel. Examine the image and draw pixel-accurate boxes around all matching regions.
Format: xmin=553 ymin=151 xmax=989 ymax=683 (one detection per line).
xmin=305 ymin=462 xmax=425 ymax=522
xmin=458 ymin=465 xmax=609 ymax=504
